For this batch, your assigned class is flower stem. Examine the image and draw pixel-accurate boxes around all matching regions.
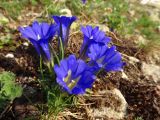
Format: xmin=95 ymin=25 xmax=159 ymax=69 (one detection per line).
xmin=49 ymin=43 xmax=60 ymax=65
xmin=96 ymin=68 xmax=103 ymax=76
xmin=59 ymin=37 xmax=64 ymax=60
xmin=40 ymin=56 xmax=44 ymax=80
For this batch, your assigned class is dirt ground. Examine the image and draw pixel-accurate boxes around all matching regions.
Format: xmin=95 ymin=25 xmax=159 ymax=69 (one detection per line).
xmin=0 ymin=30 xmax=160 ymax=120
xmin=0 ymin=0 xmax=160 ymax=120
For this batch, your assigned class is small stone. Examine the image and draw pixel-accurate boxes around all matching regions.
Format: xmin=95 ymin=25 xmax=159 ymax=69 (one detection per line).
xmin=23 ymin=42 xmax=29 ymax=46
xmin=140 ymin=0 xmax=160 ymax=9
xmin=128 ymin=56 xmax=140 ymax=64
xmin=5 ymin=53 xmax=14 ymax=58
xmin=147 ymin=49 xmax=160 ymax=64
xmin=121 ymin=71 xmax=128 ymax=80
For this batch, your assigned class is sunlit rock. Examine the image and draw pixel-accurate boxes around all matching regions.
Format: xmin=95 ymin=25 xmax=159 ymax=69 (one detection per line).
xmin=142 ymin=62 xmax=160 ymax=83
xmin=92 ymin=88 xmax=127 ymax=119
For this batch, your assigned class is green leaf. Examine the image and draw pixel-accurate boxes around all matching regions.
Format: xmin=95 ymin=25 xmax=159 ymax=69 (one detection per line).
xmin=0 ymin=71 xmax=23 ymax=110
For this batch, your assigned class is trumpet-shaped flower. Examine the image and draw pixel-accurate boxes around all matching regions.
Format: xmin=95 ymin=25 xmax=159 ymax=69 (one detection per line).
xmin=52 ymin=16 xmax=76 ymax=47
xmin=19 ymin=21 xmax=57 ymax=61
xmin=54 ymin=55 xmax=96 ymax=94
xmin=87 ymin=43 xmax=125 ymax=72
xmin=80 ymin=25 xmax=111 ymax=58
xmin=82 ymin=0 xmax=86 ymax=4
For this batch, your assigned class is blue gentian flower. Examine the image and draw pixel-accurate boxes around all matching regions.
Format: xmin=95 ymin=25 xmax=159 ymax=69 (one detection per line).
xmin=19 ymin=21 xmax=57 ymax=61
xmin=54 ymin=55 xmax=96 ymax=95
xmin=52 ymin=16 xmax=76 ymax=47
xmin=87 ymin=43 xmax=125 ymax=72
xmin=82 ymin=0 xmax=86 ymax=4
xmin=80 ymin=25 xmax=111 ymax=58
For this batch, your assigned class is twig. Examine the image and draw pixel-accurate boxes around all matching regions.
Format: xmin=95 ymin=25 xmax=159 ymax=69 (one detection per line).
xmin=69 ymin=30 xmax=80 ymax=37
xmin=77 ymin=103 xmax=95 ymax=106
xmin=61 ymin=110 xmax=83 ymax=119
xmin=0 ymin=102 xmax=12 ymax=119
xmin=107 ymin=31 xmax=122 ymax=42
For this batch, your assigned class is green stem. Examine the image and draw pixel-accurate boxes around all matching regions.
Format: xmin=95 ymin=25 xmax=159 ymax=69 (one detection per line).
xmin=49 ymin=44 xmax=60 ymax=65
xmin=47 ymin=63 xmax=53 ymax=74
xmin=96 ymin=68 xmax=103 ymax=76
xmin=51 ymin=56 xmax=54 ymax=69
xmin=40 ymin=56 xmax=44 ymax=80
xmin=59 ymin=37 xmax=64 ymax=60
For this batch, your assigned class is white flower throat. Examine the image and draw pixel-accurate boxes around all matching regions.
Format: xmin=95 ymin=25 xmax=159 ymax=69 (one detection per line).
xmin=37 ymin=34 xmax=41 ymax=40
xmin=63 ymin=70 xmax=81 ymax=89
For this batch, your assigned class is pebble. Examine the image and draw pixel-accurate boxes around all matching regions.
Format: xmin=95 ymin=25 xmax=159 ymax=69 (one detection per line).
xmin=5 ymin=53 xmax=14 ymax=58
xmin=23 ymin=42 xmax=29 ymax=46
xmin=121 ymin=71 xmax=129 ymax=80
xmin=128 ymin=56 xmax=140 ymax=64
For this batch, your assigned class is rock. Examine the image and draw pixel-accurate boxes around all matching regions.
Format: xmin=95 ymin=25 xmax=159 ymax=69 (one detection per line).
xmin=91 ymin=88 xmax=127 ymax=120
xmin=130 ymin=0 xmax=160 ymax=22
xmin=141 ymin=0 xmax=160 ymax=9
xmin=121 ymin=71 xmax=129 ymax=80
xmin=23 ymin=42 xmax=29 ymax=47
xmin=5 ymin=53 xmax=14 ymax=58
xmin=142 ymin=62 xmax=160 ymax=83
xmin=147 ymin=48 xmax=160 ymax=65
